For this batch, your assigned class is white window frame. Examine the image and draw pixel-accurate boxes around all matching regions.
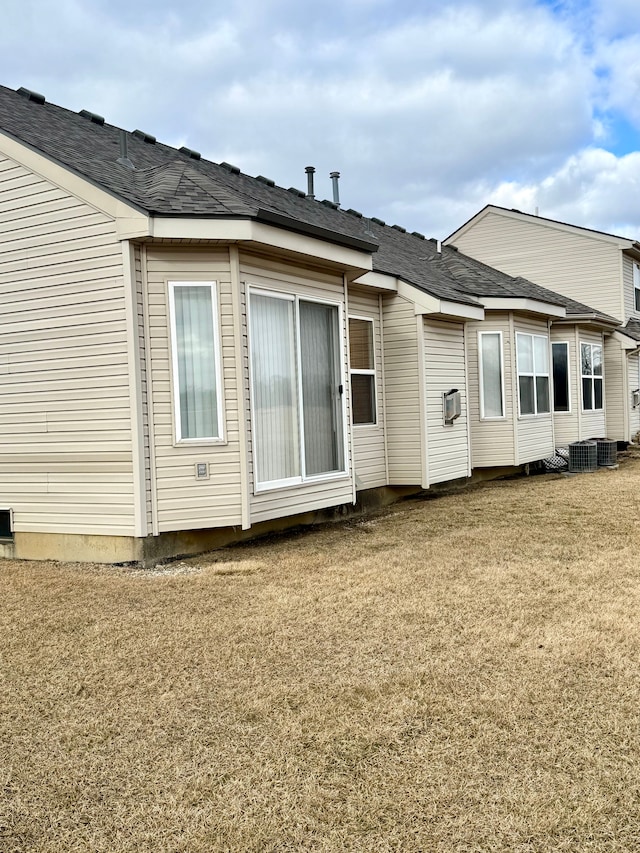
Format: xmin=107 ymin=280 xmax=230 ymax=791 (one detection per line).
xmin=581 ymin=341 xmax=604 ymax=412
xmin=478 ymin=331 xmax=505 ymax=420
xmin=348 ymin=315 xmax=377 ymax=427
xmin=247 ymin=286 xmax=349 ymax=493
xmin=516 ymin=332 xmax=551 ymax=417
xmin=551 ymin=341 xmax=571 ymax=414
xmin=634 ymin=263 xmax=640 ymax=312
xmin=168 ymin=280 xmax=225 ymax=445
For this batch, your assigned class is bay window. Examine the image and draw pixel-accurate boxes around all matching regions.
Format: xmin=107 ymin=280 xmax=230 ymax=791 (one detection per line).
xmin=581 ymin=342 xmax=603 ymax=411
xmin=478 ymin=332 xmax=504 ymax=418
xmin=168 ymin=281 xmax=224 ymax=442
xmin=249 ymin=289 xmax=346 ymax=490
xmin=349 ymin=317 xmax=376 ymax=425
xmin=516 ymin=333 xmax=550 ymax=416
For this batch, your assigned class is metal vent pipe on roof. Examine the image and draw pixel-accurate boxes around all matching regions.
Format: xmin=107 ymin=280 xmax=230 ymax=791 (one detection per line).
xmin=117 ymin=130 xmax=135 ymax=170
xmin=330 ymin=171 xmax=340 ymax=207
xmin=305 ymin=166 xmax=315 ymax=199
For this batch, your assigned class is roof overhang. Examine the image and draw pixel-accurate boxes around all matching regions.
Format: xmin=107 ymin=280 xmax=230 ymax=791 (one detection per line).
xmin=552 ymin=314 xmax=620 ymax=330
xmin=148 ymin=217 xmax=374 ymax=274
xmin=351 ymin=272 xmax=485 ymax=319
xmin=480 ymin=297 xmax=566 ymax=318
xmin=613 ymin=330 xmax=640 ymax=351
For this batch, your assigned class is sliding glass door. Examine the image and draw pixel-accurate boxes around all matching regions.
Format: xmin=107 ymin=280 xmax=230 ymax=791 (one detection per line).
xmin=249 ymin=290 xmax=345 ymax=490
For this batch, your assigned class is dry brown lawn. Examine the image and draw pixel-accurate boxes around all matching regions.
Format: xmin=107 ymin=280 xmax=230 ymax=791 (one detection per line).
xmin=3 ymin=457 xmax=640 ymax=852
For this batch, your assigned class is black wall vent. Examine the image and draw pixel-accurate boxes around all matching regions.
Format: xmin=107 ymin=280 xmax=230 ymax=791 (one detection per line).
xmin=17 ymin=87 xmax=45 ymax=104
xmin=79 ymin=109 xmax=105 ymax=125
xmin=179 ymin=146 xmax=201 ymax=160
xmin=132 ymin=129 xmax=156 ymax=144
xmin=220 ymin=162 xmax=241 ymax=174
xmin=0 ymin=509 xmax=13 ymax=539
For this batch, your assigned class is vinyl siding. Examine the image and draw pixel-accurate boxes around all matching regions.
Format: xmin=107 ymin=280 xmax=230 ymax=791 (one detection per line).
xmin=348 ymin=285 xmax=386 ymax=489
xmin=604 ymin=335 xmax=626 ymax=441
xmin=466 ymin=313 xmax=515 ymax=467
xmin=241 ymin=253 xmax=353 ymax=524
xmin=623 ymin=255 xmax=640 ymax=322
xmin=145 ymin=246 xmax=243 ymax=531
xmin=424 ymin=319 xmax=469 ymax=484
xmin=513 ymin=316 xmax=554 ymax=465
xmin=382 ymin=294 xmax=422 ymax=485
xmin=451 ymin=211 xmax=624 ymax=322
xmin=0 ymin=152 xmax=135 ymax=535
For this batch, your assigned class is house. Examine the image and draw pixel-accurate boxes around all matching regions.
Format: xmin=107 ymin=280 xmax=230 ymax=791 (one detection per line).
xmin=0 ymin=85 xmax=619 ymax=564
xmin=445 ymin=205 xmax=640 ymax=444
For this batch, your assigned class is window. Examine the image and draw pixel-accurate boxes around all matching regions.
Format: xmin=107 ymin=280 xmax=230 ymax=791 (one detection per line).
xmin=552 ymin=342 xmax=570 ymax=413
xmin=349 ymin=317 xmax=376 ymax=425
xmin=516 ymin=333 xmax=550 ymax=416
xmin=581 ymin=342 xmax=603 ymax=411
xmin=249 ymin=289 xmax=346 ymax=490
xmin=168 ymin=281 xmax=224 ymax=442
xmin=634 ymin=263 xmax=640 ymax=312
xmin=478 ymin=332 xmax=504 ymax=418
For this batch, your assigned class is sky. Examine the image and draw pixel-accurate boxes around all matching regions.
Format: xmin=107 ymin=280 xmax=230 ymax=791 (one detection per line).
xmin=2 ymin=0 xmax=640 ymax=239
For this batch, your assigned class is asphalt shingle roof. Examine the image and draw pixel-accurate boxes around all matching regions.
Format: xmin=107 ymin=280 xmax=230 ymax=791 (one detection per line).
xmin=0 ymin=84 xmax=620 ymax=325
xmin=622 ymin=319 xmax=640 ymax=342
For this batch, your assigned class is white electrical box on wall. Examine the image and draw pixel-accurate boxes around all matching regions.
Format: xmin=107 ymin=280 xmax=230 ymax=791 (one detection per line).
xmin=195 ymin=462 xmax=210 ymax=480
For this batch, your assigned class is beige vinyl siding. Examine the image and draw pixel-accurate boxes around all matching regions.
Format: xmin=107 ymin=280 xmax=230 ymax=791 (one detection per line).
xmin=513 ymin=316 xmax=554 ymax=464
xmin=628 ymin=351 xmax=640 ymax=439
xmin=466 ymin=313 xmax=515 ymax=467
xmin=241 ymin=253 xmax=353 ymax=525
xmin=145 ymin=246 xmax=243 ymax=532
xmin=604 ymin=335 xmax=626 ymax=441
xmin=383 ymin=294 xmax=422 ymax=484
xmin=135 ymin=244 xmax=153 ymax=530
xmin=348 ymin=285 xmax=386 ymax=489
xmin=623 ymin=255 xmax=640 ymax=321
xmin=452 ymin=211 xmax=624 ymax=322
xmin=424 ymin=319 xmax=469 ymax=484
xmin=0 ymin=152 xmax=135 ymax=535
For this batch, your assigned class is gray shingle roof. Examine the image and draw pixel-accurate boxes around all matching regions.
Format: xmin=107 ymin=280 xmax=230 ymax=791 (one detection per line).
xmin=0 ymin=84 xmax=620 ymax=325
xmin=622 ymin=319 xmax=640 ymax=342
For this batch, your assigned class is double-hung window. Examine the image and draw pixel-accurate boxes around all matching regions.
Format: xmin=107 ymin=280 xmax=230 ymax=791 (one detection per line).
xmin=248 ymin=288 xmax=346 ymax=491
xmin=168 ymin=281 xmax=224 ymax=442
xmin=634 ymin=263 xmax=640 ymax=312
xmin=552 ymin=342 xmax=570 ymax=413
xmin=581 ymin=342 xmax=603 ymax=411
xmin=516 ymin=333 xmax=550 ymax=416
xmin=349 ymin=317 xmax=376 ymax=425
xmin=478 ymin=332 xmax=504 ymax=418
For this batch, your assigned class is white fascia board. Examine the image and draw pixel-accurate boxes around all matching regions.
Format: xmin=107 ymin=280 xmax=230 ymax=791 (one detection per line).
xmin=352 ymin=271 xmax=398 ymax=291
xmin=0 ymin=130 xmax=149 ymax=233
xmin=482 ymin=297 xmax=566 ymax=318
xmin=150 ymin=217 xmax=374 ymax=272
xmin=397 ymin=280 xmax=484 ymax=320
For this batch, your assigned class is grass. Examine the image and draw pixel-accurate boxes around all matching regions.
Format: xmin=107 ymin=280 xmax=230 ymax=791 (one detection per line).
xmin=3 ymin=456 xmax=640 ymax=851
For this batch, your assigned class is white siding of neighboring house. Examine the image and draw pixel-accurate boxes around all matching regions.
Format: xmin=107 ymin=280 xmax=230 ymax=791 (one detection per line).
xmin=0 ymin=152 xmax=136 ymax=536
xmin=348 ymin=285 xmax=387 ymax=490
xmin=604 ymin=335 xmax=626 ymax=441
xmin=423 ymin=319 xmax=470 ymax=484
xmin=450 ymin=211 xmax=624 ymax=322
xmin=466 ymin=313 xmax=515 ymax=467
xmin=513 ymin=316 xmax=555 ymax=465
xmin=145 ymin=246 xmax=244 ymax=532
xmin=628 ymin=351 xmax=640 ymax=440
xmin=382 ymin=293 xmax=423 ymax=485
xmin=240 ymin=252 xmax=354 ymax=525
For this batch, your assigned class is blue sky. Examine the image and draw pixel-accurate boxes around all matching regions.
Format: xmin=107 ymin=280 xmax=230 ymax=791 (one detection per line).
xmin=2 ymin=0 xmax=640 ymax=238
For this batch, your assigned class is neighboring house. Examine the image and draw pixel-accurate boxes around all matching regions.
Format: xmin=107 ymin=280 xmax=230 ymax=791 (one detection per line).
xmin=0 ymin=85 xmax=619 ymax=563
xmin=445 ymin=205 xmax=640 ymax=443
